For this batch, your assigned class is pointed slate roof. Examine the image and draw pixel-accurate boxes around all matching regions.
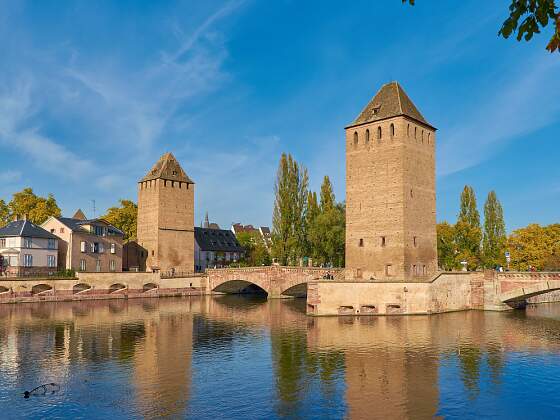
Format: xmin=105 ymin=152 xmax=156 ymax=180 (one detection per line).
xmin=347 ymin=81 xmax=434 ymax=129
xmin=73 ymin=209 xmax=87 ymax=220
xmin=0 ymin=220 xmax=59 ymax=240
xmin=141 ymin=152 xmax=194 ymax=183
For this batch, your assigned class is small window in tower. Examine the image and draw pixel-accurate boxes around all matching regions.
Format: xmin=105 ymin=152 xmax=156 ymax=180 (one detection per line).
xmin=359 ymin=238 xmax=364 ymax=247
xmin=390 ymin=124 xmax=395 ymax=138
xmin=365 ymin=129 xmax=370 ymax=144
xmin=410 ymin=189 xmax=414 ymax=198
xmin=381 ymin=236 xmax=386 ymax=247
xmin=385 ymin=264 xmax=393 ymax=276
xmin=428 ymin=132 xmax=431 ymax=144
xmin=414 ymin=127 xmax=417 ymax=139
xmin=421 ymin=130 xmax=424 ymax=144
xmin=422 ymin=265 xmax=427 ymax=275
xmin=407 ymin=124 xmax=410 ymax=137
xmin=353 ymin=132 xmax=358 ymax=147
xmin=377 ymin=126 xmax=382 ymax=140
xmin=413 ymin=236 xmax=417 ymax=247
xmin=152 ymin=250 xmax=155 ymax=256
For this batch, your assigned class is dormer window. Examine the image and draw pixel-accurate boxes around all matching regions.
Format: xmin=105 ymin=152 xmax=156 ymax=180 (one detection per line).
xmin=373 ymin=106 xmax=381 ymax=115
xmin=172 ymin=170 xmax=177 ymax=176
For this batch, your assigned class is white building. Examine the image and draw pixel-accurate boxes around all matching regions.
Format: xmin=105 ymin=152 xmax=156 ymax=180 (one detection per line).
xmin=0 ymin=219 xmax=59 ymax=276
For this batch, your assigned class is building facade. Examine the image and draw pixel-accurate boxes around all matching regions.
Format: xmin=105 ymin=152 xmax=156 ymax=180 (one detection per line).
xmin=345 ymin=81 xmax=437 ymax=280
xmin=194 ymin=227 xmax=244 ymax=272
xmin=0 ymin=219 xmax=59 ymax=276
xmin=137 ymin=153 xmax=195 ymax=273
xmin=42 ymin=211 xmax=124 ymax=273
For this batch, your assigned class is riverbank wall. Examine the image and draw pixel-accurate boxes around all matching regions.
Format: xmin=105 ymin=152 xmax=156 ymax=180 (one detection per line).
xmin=0 ymin=272 xmax=209 ymax=304
xmin=306 ymin=271 xmax=560 ymax=316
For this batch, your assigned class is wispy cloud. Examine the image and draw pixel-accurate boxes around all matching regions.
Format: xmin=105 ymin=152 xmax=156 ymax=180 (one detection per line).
xmin=438 ymin=55 xmax=560 ymax=176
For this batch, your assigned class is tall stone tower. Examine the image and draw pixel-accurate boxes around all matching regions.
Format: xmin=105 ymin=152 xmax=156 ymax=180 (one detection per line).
xmin=137 ymin=152 xmax=195 ymax=272
xmin=345 ymin=81 xmax=437 ymax=280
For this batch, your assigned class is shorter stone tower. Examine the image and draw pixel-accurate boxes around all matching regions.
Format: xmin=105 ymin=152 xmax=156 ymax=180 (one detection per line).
xmin=345 ymin=81 xmax=437 ymax=280
xmin=137 ymin=153 xmax=195 ymax=272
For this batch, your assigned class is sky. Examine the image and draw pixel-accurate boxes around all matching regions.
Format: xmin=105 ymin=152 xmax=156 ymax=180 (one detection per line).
xmin=0 ymin=0 xmax=558 ymax=232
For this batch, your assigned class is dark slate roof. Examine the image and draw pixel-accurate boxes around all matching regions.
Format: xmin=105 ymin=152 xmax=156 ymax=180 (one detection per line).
xmin=56 ymin=217 xmax=124 ymax=236
xmin=260 ymin=227 xmax=271 ymax=235
xmin=141 ymin=152 xmax=194 ymax=183
xmin=0 ymin=220 xmax=59 ymax=240
xmin=347 ymin=81 xmax=434 ymax=129
xmin=194 ymin=227 xmax=244 ymax=252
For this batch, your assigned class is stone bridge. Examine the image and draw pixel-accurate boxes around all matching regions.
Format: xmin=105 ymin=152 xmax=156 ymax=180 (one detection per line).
xmin=498 ymin=272 xmax=560 ymax=305
xmin=207 ymin=266 xmax=340 ymax=298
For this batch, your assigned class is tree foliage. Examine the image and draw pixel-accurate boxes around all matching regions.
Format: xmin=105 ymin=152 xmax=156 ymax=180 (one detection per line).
xmin=507 ymin=224 xmax=560 ymax=271
xmin=271 ymin=153 xmax=309 ymax=265
xmin=482 ymin=191 xmax=506 ymax=268
xmin=437 ymin=222 xmax=458 ymax=271
xmin=403 ymin=0 xmax=560 ymax=53
xmin=103 ymin=199 xmax=138 ymax=241
xmin=236 ymin=231 xmax=272 ymax=266
xmin=7 ymin=187 xmax=61 ymax=225
xmin=455 ymin=186 xmax=482 ymax=270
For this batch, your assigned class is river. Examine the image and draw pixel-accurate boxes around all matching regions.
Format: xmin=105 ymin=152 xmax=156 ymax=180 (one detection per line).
xmin=1 ymin=296 xmax=560 ymax=419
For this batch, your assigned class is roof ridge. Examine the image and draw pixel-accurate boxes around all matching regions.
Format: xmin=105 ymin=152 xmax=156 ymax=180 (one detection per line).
xmin=394 ymin=81 xmax=403 ymax=114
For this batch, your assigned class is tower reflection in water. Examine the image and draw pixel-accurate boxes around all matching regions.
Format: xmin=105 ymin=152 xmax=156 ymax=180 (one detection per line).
xmin=0 ymin=297 xmax=559 ymax=419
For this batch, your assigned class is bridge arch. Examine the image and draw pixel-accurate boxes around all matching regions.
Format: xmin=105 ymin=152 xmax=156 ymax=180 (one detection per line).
xmin=73 ymin=283 xmax=91 ymax=294
xmin=32 ymin=284 xmax=52 ymax=295
xmin=281 ymin=282 xmax=308 ymax=298
xmin=143 ymin=283 xmax=158 ymax=292
xmin=109 ymin=283 xmax=126 ymax=294
xmin=501 ymin=280 xmax=560 ymax=304
xmin=212 ymin=279 xmax=268 ymax=296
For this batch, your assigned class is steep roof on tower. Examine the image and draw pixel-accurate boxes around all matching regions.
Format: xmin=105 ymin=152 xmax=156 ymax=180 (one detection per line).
xmin=347 ymin=81 xmax=435 ymax=129
xmin=141 ymin=152 xmax=194 ymax=183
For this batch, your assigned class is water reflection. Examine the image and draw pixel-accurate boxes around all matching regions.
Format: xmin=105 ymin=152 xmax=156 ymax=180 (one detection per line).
xmin=1 ymin=298 xmax=560 ymax=418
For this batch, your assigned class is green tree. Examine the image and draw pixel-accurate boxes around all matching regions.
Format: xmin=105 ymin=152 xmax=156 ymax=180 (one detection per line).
xmin=437 ymin=222 xmax=458 ymax=270
xmin=482 ymin=191 xmax=507 ymax=268
xmin=403 ymin=0 xmax=560 ymax=53
xmin=308 ymin=202 xmax=345 ymax=267
xmin=103 ymin=199 xmax=138 ymax=241
xmin=507 ymin=224 xmax=560 ymax=270
xmin=319 ymin=176 xmax=335 ymax=212
xmin=455 ymin=186 xmax=482 ymax=270
xmin=271 ymin=153 xmax=308 ymax=265
xmin=305 ymin=191 xmax=320 ymax=262
xmin=0 ymin=200 xmax=10 ymax=227
xmin=237 ymin=231 xmax=272 ymax=266
xmin=8 ymin=188 xmax=61 ymax=224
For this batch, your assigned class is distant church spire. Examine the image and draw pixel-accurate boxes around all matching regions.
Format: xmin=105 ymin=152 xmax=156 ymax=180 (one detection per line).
xmin=203 ymin=211 xmax=210 ymax=228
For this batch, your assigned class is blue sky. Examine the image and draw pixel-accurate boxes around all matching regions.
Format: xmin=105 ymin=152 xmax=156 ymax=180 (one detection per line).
xmin=0 ymin=0 xmax=558 ymax=231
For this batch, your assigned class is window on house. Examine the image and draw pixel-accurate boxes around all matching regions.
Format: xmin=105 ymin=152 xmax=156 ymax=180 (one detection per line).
xmin=60 ymin=228 xmax=65 ymax=233
xmin=110 ymin=243 xmax=116 ymax=254
xmin=48 ymin=238 xmax=56 ymax=249
xmin=0 ymin=239 xmax=5 ymax=248
xmin=96 ymin=260 xmax=101 ymax=272
xmin=359 ymin=238 xmax=364 ymax=247
xmin=81 ymin=241 xmax=86 ymax=253
xmin=47 ymin=255 xmax=56 ymax=268
xmin=23 ymin=254 xmax=33 ymax=267
xmin=80 ymin=259 xmax=86 ymax=271
xmin=50 ymin=229 xmax=55 ymax=233
xmin=90 ymin=242 xmax=95 ymax=253
xmin=381 ymin=236 xmax=386 ymax=247
xmin=99 ymin=243 xmax=104 ymax=253
xmin=23 ymin=237 xmax=32 ymax=248
xmin=110 ymin=260 xmax=116 ymax=271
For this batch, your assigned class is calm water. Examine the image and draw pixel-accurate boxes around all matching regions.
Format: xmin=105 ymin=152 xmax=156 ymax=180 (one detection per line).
xmin=1 ymin=296 xmax=560 ymax=419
